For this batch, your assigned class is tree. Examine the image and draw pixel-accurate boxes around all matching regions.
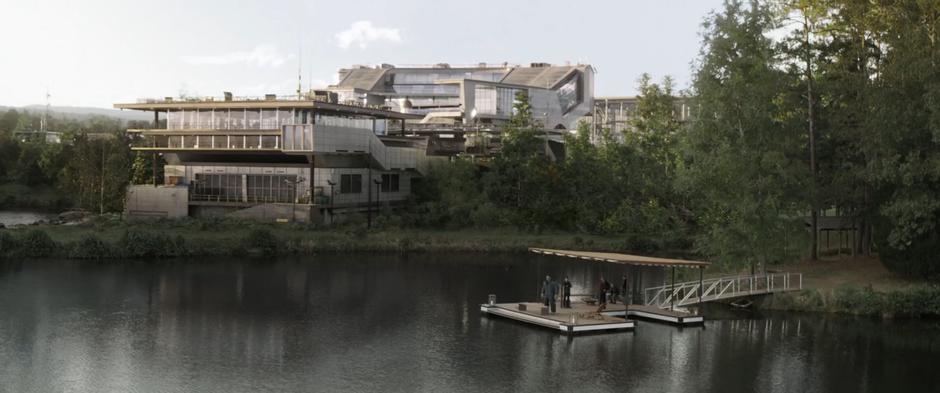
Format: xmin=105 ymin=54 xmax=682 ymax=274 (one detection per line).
xmin=0 ymin=109 xmax=19 ymax=134
xmin=484 ymin=91 xmax=561 ymax=230
xmin=680 ymin=0 xmax=808 ymax=272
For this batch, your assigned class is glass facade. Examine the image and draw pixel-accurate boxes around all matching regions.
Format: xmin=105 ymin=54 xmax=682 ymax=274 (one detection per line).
xmin=246 ymin=174 xmax=297 ymax=203
xmin=474 ymin=85 xmax=522 ymax=116
xmin=166 ymin=109 xmax=300 ymax=130
xmin=556 ymin=75 xmax=581 ymax=113
xmin=191 ymin=174 xmax=242 ymax=202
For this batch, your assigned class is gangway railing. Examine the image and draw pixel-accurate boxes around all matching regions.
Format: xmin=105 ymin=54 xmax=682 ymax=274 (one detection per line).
xmin=644 ymin=272 xmax=802 ymax=309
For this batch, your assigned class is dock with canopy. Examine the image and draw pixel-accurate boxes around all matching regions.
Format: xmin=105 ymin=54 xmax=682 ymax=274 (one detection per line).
xmin=479 ymin=248 xmax=710 ymax=334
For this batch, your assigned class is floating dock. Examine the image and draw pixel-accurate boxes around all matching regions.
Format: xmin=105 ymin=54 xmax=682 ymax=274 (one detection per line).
xmin=480 ymin=300 xmax=703 ymax=334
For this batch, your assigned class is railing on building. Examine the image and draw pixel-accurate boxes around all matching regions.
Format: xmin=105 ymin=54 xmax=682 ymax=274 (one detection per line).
xmin=130 ymin=134 xmax=281 ymax=150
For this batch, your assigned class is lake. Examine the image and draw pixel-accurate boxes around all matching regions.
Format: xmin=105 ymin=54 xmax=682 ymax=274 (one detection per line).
xmin=1 ymin=253 xmax=938 ymax=392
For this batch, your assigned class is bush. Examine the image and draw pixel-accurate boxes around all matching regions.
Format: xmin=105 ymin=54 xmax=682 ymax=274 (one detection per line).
xmin=243 ymin=227 xmax=279 ymax=255
xmin=17 ymin=229 xmax=56 ymax=257
xmin=832 ymin=285 xmax=882 ymax=315
xmin=0 ymin=231 xmax=18 ymax=257
xmin=878 ymin=222 xmax=940 ymax=279
xmin=118 ymin=229 xmax=186 ymax=258
xmin=68 ymin=234 xmax=116 ymax=259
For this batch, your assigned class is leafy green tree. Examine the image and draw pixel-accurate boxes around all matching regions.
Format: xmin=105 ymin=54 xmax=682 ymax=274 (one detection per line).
xmin=484 ymin=91 xmax=561 ymax=230
xmin=680 ymin=0 xmax=808 ymax=272
xmin=0 ymin=109 xmax=19 ymax=134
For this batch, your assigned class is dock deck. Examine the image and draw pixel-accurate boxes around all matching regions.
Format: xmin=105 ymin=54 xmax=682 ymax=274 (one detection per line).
xmin=480 ymin=300 xmax=703 ymax=334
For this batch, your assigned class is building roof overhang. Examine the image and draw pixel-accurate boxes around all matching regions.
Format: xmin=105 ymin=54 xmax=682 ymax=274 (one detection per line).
xmin=114 ymin=100 xmax=422 ymax=120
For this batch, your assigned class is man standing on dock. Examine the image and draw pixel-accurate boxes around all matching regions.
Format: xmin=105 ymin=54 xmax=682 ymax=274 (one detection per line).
xmin=542 ymin=275 xmax=558 ymax=313
xmin=562 ymin=277 xmax=572 ymax=308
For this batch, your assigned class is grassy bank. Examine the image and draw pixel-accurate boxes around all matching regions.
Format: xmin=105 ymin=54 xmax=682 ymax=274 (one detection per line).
xmin=0 ymin=215 xmax=639 ymax=258
xmin=754 ymin=257 xmax=940 ymax=318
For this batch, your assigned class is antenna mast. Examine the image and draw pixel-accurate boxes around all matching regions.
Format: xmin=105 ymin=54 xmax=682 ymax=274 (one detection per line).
xmin=297 ymin=42 xmax=303 ymax=99
xmin=41 ymin=88 xmax=50 ymax=133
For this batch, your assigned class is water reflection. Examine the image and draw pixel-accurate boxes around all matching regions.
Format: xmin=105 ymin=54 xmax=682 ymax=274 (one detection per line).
xmin=0 ymin=254 xmax=938 ymax=392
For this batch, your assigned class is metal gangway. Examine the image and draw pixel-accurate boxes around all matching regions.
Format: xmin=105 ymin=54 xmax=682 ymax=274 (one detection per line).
xmin=644 ymin=272 xmax=803 ymax=309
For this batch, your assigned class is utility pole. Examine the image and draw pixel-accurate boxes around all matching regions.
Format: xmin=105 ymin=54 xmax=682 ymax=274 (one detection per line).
xmin=327 ymin=180 xmax=336 ymax=225
xmin=100 ymin=141 xmax=106 ymax=215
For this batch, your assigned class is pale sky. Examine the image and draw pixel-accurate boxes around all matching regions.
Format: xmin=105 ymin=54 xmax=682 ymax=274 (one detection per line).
xmin=0 ymin=0 xmax=725 ymax=108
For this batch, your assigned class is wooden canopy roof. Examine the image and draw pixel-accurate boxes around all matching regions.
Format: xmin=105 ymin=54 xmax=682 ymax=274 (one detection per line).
xmin=529 ymin=248 xmax=710 ymax=268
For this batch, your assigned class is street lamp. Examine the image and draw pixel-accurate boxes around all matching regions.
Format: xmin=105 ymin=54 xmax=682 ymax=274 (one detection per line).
xmin=326 ymin=179 xmax=336 ymax=225
xmin=284 ymin=177 xmax=305 ymax=223
xmin=469 ymin=108 xmax=480 ymax=158
xmin=373 ymin=178 xmax=383 ymax=219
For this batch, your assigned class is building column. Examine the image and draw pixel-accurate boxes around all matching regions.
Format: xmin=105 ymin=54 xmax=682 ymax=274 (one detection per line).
xmin=152 ymin=111 xmax=159 ymax=187
xmin=309 ymin=155 xmax=316 ymax=204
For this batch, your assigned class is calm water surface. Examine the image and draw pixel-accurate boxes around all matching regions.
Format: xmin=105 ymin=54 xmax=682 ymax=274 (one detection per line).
xmin=1 ymin=254 xmax=938 ymax=393
xmin=0 ymin=211 xmax=54 ymax=226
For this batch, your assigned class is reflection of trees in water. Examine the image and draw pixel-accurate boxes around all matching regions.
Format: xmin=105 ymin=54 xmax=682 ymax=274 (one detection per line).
xmin=3 ymin=256 xmax=940 ymax=392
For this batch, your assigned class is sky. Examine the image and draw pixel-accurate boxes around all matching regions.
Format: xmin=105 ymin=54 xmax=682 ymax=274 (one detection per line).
xmin=0 ymin=0 xmax=726 ymax=108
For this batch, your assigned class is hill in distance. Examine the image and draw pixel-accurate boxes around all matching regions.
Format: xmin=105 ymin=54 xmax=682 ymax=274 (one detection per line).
xmin=0 ymin=105 xmax=152 ymax=122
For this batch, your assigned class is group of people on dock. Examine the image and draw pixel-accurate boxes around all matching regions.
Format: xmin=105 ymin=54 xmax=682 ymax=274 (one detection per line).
xmin=540 ymin=274 xmax=631 ymax=314
xmin=540 ymin=275 xmax=572 ymax=313
xmin=598 ymin=275 xmax=630 ymax=305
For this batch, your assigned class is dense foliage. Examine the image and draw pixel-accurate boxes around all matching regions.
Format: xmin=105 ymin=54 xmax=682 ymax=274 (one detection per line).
xmin=0 ymin=109 xmax=153 ymax=212
xmin=413 ymin=0 xmax=940 ymax=278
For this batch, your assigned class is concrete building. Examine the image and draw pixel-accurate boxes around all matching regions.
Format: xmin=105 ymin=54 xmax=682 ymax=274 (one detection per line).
xmin=328 ymin=62 xmax=594 ymax=130
xmin=115 ymin=94 xmax=432 ymax=223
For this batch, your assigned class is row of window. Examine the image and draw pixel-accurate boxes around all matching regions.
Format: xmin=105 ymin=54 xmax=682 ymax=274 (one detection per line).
xmin=338 ymin=174 xmax=400 ymax=194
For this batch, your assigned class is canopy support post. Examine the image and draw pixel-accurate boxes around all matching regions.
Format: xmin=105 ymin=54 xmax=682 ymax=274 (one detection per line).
xmin=698 ymin=268 xmax=705 ymax=307
xmin=671 ymin=266 xmax=676 ymax=311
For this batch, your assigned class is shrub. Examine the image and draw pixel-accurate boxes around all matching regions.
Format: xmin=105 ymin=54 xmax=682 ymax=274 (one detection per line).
xmin=0 ymin=231 xmax=18 ymax=257
xmin=68 ymin=234 xmax=116 ymax=259
xmin=17 ymin=229 xmax=56 ymax=257
xmin=879 ymin=223 xmax=940 ymax=279
xmin=118 ymin=229 xmax=186 ymax=258
xmin=243 ymin=227 xmax=279 ymax=256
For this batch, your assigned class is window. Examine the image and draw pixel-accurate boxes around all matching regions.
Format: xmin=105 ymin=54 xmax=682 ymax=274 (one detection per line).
xmin=246 ymin=174 xmax=297 ymax=203
xmin=381 ymin=174 xmax=399 ymax=192
xmin=340 ymin=174 xmax=362 ymax=194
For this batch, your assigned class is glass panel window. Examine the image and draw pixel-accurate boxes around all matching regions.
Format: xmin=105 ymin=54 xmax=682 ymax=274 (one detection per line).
xmin=340 ymin=174 xmax=362 ymax=194
xmin=246 ymin=109 xmax=261 ymax=129
xmin=261 ymin=135 xmax=278 ymax=149
xmin=381 ymin=174 xmax=399 ymax=192
xmin=556 ymin=75 xmax=580 ymax=112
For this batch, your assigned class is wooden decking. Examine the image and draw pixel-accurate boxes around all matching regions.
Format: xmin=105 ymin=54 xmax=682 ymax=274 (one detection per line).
xmin=480 ymin=300 xmax=703 ymax=335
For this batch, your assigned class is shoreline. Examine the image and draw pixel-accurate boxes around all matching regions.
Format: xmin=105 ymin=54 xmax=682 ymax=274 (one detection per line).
xmin=2 ymin=216 xmax=936 ymax=319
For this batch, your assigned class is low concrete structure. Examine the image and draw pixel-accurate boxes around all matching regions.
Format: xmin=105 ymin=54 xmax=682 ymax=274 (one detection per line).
xmin=125 ymin=185 xmax=189 ymax=219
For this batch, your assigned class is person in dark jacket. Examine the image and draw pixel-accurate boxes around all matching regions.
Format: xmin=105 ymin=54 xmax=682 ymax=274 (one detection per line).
xmin=541 ymin=275 xmax=551 ymax=307
xmin=542 ymin=275 xmax=558 ymax=313
xmin=621 ymin=274 xmax=629 ymax=304
xmin=562 ymin=277 xmax=572 ymax=308
xmin=598 ymin=277 xmax=609 ymax=305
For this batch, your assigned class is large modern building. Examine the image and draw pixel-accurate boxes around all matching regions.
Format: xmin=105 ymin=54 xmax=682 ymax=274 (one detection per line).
xmin=115 ymin=62 xmax=597 ymax=222
xmin=116 ymin=94 xmax=433 ymax=222
xmin=328 ymin=62 xmax=595 ymax=130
